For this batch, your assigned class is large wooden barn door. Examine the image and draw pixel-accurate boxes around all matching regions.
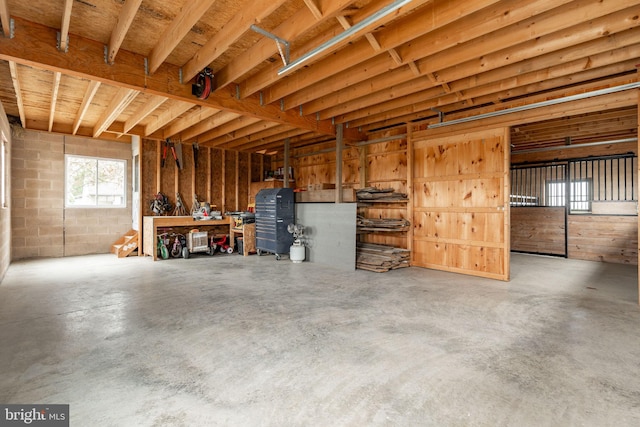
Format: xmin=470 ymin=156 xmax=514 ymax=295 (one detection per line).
xmin=412 ymin=127 xmax=510 ymax=281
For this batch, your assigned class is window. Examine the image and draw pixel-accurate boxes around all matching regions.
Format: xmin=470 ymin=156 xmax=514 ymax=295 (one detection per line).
xmin=546 ymin=180 xmax=591 ymax=212
xmin=65 ymin=155 xmax=126 ymax=208
xmin=1 ymin=132 xmax=7 ymax=209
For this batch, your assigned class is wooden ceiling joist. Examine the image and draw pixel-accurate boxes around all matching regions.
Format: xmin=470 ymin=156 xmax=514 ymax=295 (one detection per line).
xmin=0 ymin=0 xmax=10 ymax=38
xmin=48 ymin=71 xmax=61 ymax=132
xmin=147 ymin=0 xmax=217 ymax=75
xmin=303 ymin=0 xmax=323 ymax=20
xmin=180 ymin=0 xmax=289 ymax=83
xmin=144 ymin=100 xmax=194 ymax=137
xmin=58 ymin=0 xmax=73 ymax=52
xmin=162 ymin=106 xmax=219 ymax=139
xmin=8 ymin=61 xmax=25 ymax=127
xmin=123 ymin=95 xmax=167 ymax=134
xmin=106 ymin=0 xmax=143 ymax=65
xmin=93 ymin=87 xmax=138 ymax=138
xmin=0 ymin=16 xmax=355 ymax=140
xmin=72 ymin=80 xmax=100 ymax=135
xmin=213 ymin=0 xmax=357 ymax=90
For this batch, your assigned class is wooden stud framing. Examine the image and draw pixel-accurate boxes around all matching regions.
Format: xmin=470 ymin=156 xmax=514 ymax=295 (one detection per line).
xmin=72 ymin=80 xmax=100 ymax=135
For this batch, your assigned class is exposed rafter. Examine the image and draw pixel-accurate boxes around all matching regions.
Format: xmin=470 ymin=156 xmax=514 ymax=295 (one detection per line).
xmin=124 ymin=95 xmax=167 ymax=134
xmin=0 ymin=0 xmax=10 ymax=38
xmin=181 ymin=0 xmax=288 ymax=83
xmin=144 ymin=101 xmax=193 ymax=136
xmin=72 ymin=80 xmax=101 ymax=135
xmin=303 ymin=0 xmax=323 ymax=20
xmin=93 ymin=88 xmax=138 ymax=137
xmin=147 ymin=0 xmax=217 ymax=75
xmin=48 ymin=71 xmax=61 ymax=132
xmin=107 ymin=0 xmax=143 ymax=65
xmin=8 ymin=61 xmax=25 ymax=126
xmin=162 ymin=106 xmax=219 ymax=139
xmin=59 ymin=0 xmax=73 ymax=52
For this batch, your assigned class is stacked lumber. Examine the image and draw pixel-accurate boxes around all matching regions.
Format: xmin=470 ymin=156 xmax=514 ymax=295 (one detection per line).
xmin=356 ymin=216 xmax=410 ymax=232
xmin=356 ymin=187 xmax=408 ymax=203
xmin=356 ymin=242 xmax=410 ymax=272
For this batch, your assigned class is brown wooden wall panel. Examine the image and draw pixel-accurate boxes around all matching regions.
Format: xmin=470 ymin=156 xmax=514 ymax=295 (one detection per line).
xmin=238 ymin=152 xmax=249 ymax=210
xmin=568 ymin=215 xmax=638 ymax=264
xmin=225 ymin=151 xmax=237 ymax=211
xmin=210 ymin=149 xmax=223 ymax=210
xmin=141 ymin=139 xmax=158 ymax=216
xmin=412 ymin=128 xmax=510 ymax=281
xmin=414 ymin=211 xmax=504 ymax=244
xmin=176 ymin=144 xmax=194 ymax=212
xmin=367 ymin=151 xmax=407 ymax=184
xmin=193 ymin=146 xmax=209 ymax=206
xmin=510 ymin=207 xmax=566 ymax=255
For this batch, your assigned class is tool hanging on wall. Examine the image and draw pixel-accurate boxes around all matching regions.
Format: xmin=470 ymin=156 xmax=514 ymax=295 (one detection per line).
xmin=192 ymin=68 xmax=214 ymax=100
xmin=161 ymin=138 xmax=182 ymax=169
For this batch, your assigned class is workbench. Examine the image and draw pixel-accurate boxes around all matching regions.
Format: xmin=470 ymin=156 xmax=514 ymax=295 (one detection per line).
xmin=142 ymin=216 xmax=231 ymax=260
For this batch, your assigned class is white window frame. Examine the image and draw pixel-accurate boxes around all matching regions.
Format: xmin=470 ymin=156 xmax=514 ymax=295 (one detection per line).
xmin=65 ymin=154 xmax=127 ymax=208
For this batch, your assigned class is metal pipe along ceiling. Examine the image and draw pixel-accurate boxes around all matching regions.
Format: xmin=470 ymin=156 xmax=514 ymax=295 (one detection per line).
xmin=277 ymin=0 xmax=413 ymax=76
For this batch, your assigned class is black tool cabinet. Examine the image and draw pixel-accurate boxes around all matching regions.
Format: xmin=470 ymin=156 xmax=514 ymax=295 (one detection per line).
xmin=255 ymin=187 xmax=295 ymax=260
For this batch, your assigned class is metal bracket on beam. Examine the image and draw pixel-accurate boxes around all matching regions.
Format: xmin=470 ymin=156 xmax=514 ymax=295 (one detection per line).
xmin=431 ymin=107 xmax=444 ymax=123
xmin=259 ymin=92 xmax=264 ymax=106
xmin=56 ymin=31 xmax=69 ymax=52
xmin=2 ymin=18 xmax=15 ymax=39
xmin=103 ymin=45 xmax=108 ymax=64
xmin=250 ymin=24 xmax=290 ymax=67
xmin=144 ymin=58 xmax=149 ymax=76
xmin=236 ymin=84 xmax=241 ymax=100
xmin=280 ymin=99 xmax=285 ymax=111
xmin=179 ymin=68 xmax=183 ymax=84
xmin=299 ymin=105 xmax=303 ymax=116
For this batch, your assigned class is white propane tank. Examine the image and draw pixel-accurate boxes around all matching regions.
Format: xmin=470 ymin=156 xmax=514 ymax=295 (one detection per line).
xmin=290 ymin=244 xmax=305 ymax=263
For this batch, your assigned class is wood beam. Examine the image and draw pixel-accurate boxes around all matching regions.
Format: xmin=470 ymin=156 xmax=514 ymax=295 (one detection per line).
xmin=48 ymin=71 xmax=61 ymax=132
xmin=72 ymin=80 xmax=101 ymax=135
xmin=273 ymin=0 xmax=505 ymax=109
xmin=303 ymin=0 xmax=323 ymax=20
xmin=59 ymin=0 xmax=73 ymax=51
xmin=181 ymin=0 xmax=288 ymax=82
xmin=213 ymin=0 xmax=357 ymax=90
xmin=179 ymin=110 xmax=240 ymax=142
xmin=341 ymin=40 xmax=640 ymax=127
xmin=124 ymin=95 xmax=167 ymax=133
xmin=162 ymin=106 xmax=219 ymax=138
xmin=0 ymin=0 xmax=9 ymax=38
xmin=8 ymin=61 xmax=26 ymax=127
xmin=93 ymin=87 xmax=138 ymax=138
xmin=251 ymin=0 xmax=480 ymax=102
xmin=107 ymin=0 xmax=143 ymax=64
xmin=144 ymin=100 xmax=193 ymax=136
xmin=189 ymin=115 xmax=264 ymax=145
xmin=0 ymin=16 xmax=353 ymax=139
xmin=147 ymin=0 xmax=217 ymax=75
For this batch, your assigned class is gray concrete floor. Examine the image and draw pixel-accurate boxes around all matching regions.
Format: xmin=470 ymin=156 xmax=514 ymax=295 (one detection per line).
xmin=0 ymin=252 xmax=639 ymax=426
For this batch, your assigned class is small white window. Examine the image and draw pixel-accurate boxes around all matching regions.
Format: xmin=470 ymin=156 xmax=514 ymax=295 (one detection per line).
xmin=546 ymin=180 xmax=591 ymax=212
xmin=65 ymin=155 xmax=126 ymax=208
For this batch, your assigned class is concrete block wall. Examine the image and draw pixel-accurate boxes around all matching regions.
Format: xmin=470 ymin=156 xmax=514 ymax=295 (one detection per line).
xmin=11 ymin=129 xmax=132 ymax=260
xmin=0 ymin=102 xmax=11 ymax=281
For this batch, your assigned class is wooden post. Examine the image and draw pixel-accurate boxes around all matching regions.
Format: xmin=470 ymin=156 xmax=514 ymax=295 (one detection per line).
xmin=284 ymin=138 xmax=290 ymax=188
xmin=221 ymin=150 xmax=226 ymax=213
xmin=235 ymin=151 xmax=240 ymax=211
xmin=406 ymin=124 xmax=414 ymax=262
xmin=359 ymin=144 xmax=367 ymax=189
xmin=336 ymin=123 xmax=343 ymax=203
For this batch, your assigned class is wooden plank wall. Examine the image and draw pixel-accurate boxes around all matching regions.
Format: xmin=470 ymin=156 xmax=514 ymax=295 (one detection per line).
xmin=411 ymin=127 xmax=510 ymax=281
xmin=568 ymin=215 xmax=638 ymax=264
xmin=290 ymin=131 xmax=410 ymax=249
xmin=141 ymin=140 xmax=265 ymax=216
xmin=511 ymin=207 xmax=566 ymax=255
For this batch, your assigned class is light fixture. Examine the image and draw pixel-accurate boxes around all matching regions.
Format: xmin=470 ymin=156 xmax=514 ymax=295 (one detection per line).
xmin=277 ymin=0 xmax=413 ymax=76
